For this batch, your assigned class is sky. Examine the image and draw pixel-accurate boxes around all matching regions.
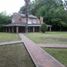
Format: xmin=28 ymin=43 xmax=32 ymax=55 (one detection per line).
xmin=0 ymin=0 xmax=65 ymax=15
xmin=0 ymin=0 xmax=25 ymax=15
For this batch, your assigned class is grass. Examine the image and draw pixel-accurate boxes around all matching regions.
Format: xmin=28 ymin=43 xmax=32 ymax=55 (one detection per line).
xmin=43 ymin=48 xmax=67 ymax=67
xmin=0 ymin=33 xmax=20 ymax=42
xmin=26 ymin=32 xmax=67 ymax=44
xmin=0 ymin=44 xmax=35 ymax=67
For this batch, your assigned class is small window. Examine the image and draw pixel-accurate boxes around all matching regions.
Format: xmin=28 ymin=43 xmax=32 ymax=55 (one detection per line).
xmin=32 ymin=19 xmax=37 ymax=24
xmin=19 ymin=18 xmax=22 ymax=21
xmin=28 ymin=19 xmax=32 ymax=24
xmin=12 ymin=19 xmax=15 ymax=23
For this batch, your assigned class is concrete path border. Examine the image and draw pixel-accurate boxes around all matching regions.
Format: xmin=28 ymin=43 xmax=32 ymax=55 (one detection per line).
xmin=19 ymin=34 xmax=65 ymax=67
xmin=0 ymin=41 xmax=23 ymax=45
xmin=38 ymin=44 xmax=67 ymax=48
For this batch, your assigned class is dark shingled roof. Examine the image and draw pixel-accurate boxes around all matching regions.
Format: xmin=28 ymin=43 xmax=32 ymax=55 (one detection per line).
xmin=12 ymin=13 xmax=37 ymax=19
xmin=19 ymin=13 xmax=37 ymax=19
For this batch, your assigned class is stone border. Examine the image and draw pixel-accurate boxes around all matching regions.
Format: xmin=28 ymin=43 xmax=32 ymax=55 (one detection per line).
xmin=39 ymin=44 xmax=67 ymax=48
xmin=0 ymin=41 xmax=23 ymax=45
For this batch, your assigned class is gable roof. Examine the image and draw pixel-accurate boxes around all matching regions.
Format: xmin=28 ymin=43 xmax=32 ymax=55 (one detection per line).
xmin=13 ymin=13 xmax=37 ymax=19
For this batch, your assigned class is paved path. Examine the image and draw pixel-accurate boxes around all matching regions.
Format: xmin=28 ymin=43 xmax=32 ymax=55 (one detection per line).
xmin=0 ymin=41 xmax=22 ymax=45
xmin=38 ymin=44 xmax=67 ymax=48
xmin=19 ymin=34 xmax=65 ymax=67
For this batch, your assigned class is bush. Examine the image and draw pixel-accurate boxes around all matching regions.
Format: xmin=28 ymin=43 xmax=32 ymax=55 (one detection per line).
xmin=41 ymin=23 xmax=48 ymax=33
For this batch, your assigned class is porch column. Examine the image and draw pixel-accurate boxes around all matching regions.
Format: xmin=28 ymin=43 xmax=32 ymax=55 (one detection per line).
xmin=49 ymin=27 xmax=51 ymax=31
xmin=6 ymin=27 xmax=7 ymax=32
xmin=5 ymin=27 xmax=6 ymax=32
xmin=3 ymin=27 xmax=4 ymax=32
xmin=8 ymin=27 xmax=10 ymax=32
xmin=16 ymin=26 xmax=19 ymax=33
xmin=39 ymin=26 xmax=41 ymax=32
xmin=2 ymin=27 xmax=4 ymax=32
xmin=33 ymin=27 xmax=35 ymax=32
xmin=12 ymin=27 xmax=14 ymax=33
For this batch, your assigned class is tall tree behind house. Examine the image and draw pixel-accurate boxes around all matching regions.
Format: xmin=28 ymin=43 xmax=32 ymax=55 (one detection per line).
xmin=24 ymin=0 xmax=30 ymax=32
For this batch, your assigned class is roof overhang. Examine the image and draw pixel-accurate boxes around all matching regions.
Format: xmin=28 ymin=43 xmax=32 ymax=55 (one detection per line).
xmin=3 ymin=24 xmax=41 ymax=27
xmin=2 ymin=24 xmax=52 ymax=27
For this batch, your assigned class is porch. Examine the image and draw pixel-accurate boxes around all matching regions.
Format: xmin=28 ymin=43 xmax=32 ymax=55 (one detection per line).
xmin=2 ymin=26 xmax=41 ymax=33
xmin=2 ymin=24 xmax=52 ymax=33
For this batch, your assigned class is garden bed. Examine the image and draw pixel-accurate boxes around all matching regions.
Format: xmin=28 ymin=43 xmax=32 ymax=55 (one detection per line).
xmin=0 ymin=44 xmax=35 ymax=67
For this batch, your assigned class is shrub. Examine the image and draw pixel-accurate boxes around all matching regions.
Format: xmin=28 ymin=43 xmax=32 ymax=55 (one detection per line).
xmin=41 ymin=23 xmax=48 ymax=33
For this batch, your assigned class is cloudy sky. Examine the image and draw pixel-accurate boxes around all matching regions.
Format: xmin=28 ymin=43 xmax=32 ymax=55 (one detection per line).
xmin=0 ymin=0 xmax=25 ymax=15
xmin=0 ymin=0 xmax=64 ymax=15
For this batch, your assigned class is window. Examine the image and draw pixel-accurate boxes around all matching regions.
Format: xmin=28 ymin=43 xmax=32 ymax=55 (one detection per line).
xmin=32 ymin=19 xmax=37 ymax=24
xmin=12 ymin=18 xmax=15 ymax=23
xmin=28 ymin=19 xmax=32 ymax=24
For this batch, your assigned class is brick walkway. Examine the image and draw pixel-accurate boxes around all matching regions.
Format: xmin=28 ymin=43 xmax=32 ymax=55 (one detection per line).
xmin=38 ymin=44 xmax=67 ymax=48
xmin=19 ymin=34 xmax=65 ymax=67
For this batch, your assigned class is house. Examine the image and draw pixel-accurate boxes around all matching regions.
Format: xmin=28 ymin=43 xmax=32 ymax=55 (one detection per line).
xmin=2 ymin=13 xmax=51 ymax=33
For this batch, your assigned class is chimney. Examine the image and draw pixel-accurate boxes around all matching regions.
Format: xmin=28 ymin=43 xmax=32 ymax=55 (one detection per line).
xmin=40 ymin=17 xmax=43 ymax=24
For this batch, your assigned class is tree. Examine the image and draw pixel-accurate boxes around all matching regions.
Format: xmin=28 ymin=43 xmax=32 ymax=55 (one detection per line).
xmin=41 ymin=23 xmax=48 ymax=33
xmin=0 ymin=12 xmax=11 ymax=27
xmin=19 ymin=0 xmax=67 ymax=31
xmin=24 ymin=0 xmax=30 ymax=33
xmin=0 ymin=12 xmax=11 ymax=31
xmin=0 ymin=12 xmax=11 ymax=25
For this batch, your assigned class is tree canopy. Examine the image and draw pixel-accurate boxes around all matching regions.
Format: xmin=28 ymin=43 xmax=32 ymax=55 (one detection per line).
xmin=19 ymin=0 xmax=67 ymax=31
xmin=0 ymin=12 xmax=11 ymax=25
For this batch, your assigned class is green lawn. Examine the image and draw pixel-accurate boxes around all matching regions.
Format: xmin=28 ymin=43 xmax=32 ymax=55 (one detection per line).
xmin=43 ymin=48 xmax=67 ymax=67
xmin=0 ymin=44 xmax=35 ymax=67
xmin=26 ymin=32 xmax=67 ymax=44
xmin=0 ymin=33 xmax=20 ymax=42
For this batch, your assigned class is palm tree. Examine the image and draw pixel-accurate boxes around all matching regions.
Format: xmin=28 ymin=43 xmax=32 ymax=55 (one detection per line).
xmin=24 ymin=0 xmax=30 ymax=33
